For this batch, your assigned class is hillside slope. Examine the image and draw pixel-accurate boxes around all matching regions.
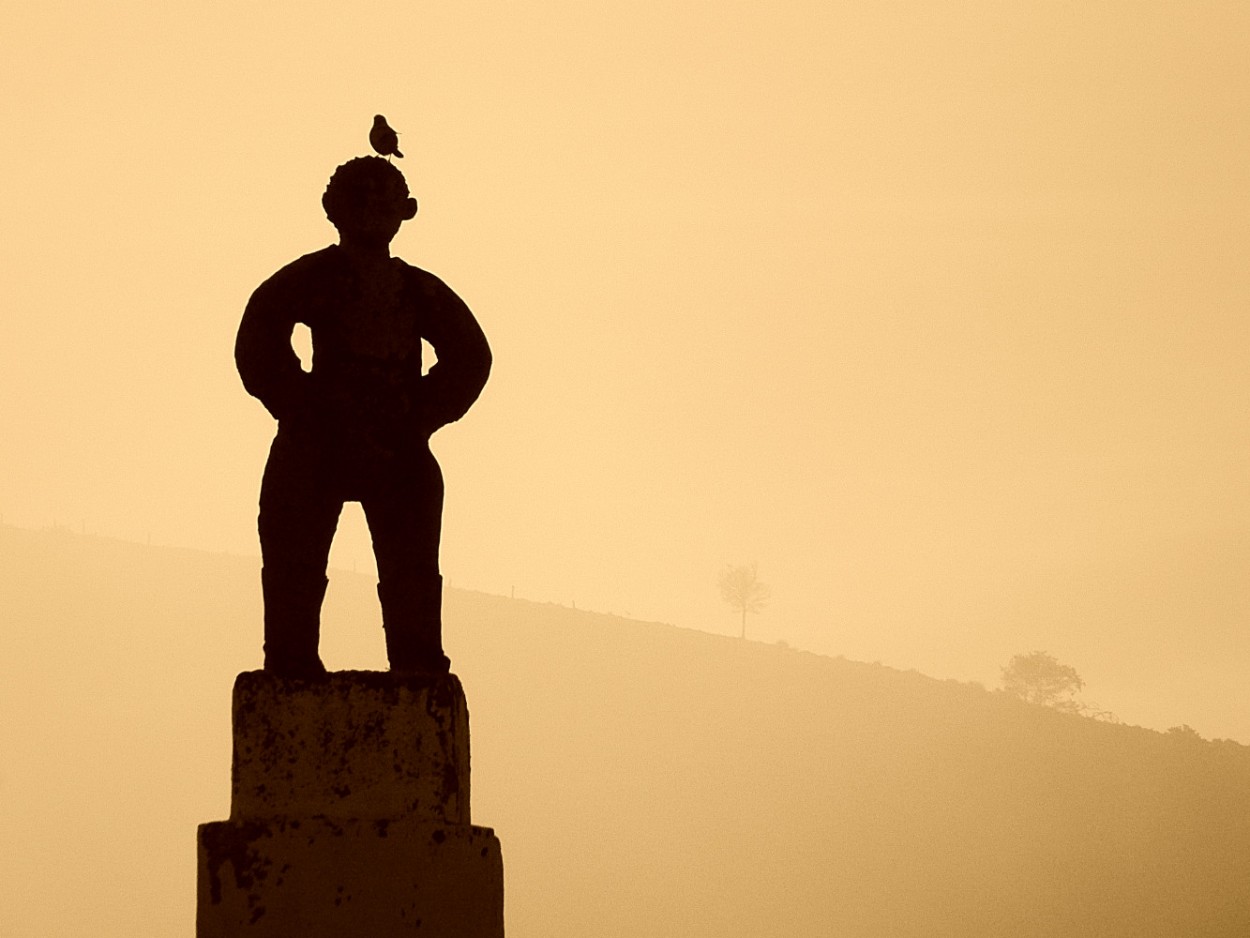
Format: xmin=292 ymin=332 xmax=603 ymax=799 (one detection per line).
xmin=2 ymin=524 xmax=1248 ymax=937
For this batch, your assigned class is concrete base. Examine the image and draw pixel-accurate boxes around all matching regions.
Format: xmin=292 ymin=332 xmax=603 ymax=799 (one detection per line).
xmin=231 ymin=670 xmax=470 ymax=824
xmin=198 ymin=670 xmax=503 ymax=936
xmin=198 ymin=817 xmax=503 ymax=937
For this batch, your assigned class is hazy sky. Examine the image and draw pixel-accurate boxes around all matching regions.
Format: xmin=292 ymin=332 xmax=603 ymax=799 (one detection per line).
xmin=2 ymin=3 xmax=1247 ymax=731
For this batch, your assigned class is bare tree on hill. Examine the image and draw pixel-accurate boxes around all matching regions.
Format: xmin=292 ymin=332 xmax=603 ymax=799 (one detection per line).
xmin=719 ymin=563 xmax=770 ymax=639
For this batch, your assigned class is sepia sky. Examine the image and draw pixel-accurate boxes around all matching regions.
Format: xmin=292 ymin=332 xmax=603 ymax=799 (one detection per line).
xmin=1 ymin=2 xmax=1247 ymax=733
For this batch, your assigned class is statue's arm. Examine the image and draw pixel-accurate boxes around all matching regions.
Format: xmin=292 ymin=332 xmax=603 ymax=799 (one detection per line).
xmin=420 ymin=279 xmax=492 ymax=433
xmin=234 ymin=274 xmax=308 ymax=421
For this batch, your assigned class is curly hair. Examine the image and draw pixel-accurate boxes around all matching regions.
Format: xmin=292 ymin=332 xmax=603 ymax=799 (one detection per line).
xmin=321 ymin=157 xmax=411 ymax=230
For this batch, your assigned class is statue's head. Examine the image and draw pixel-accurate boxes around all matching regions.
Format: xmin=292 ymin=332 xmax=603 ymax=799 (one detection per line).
xmin=322 ymin=156 xmax=418 ymax=248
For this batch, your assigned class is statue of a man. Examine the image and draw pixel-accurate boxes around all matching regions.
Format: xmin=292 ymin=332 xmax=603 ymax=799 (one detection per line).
xmin=235 ymin=156 xmax=491 ymax=678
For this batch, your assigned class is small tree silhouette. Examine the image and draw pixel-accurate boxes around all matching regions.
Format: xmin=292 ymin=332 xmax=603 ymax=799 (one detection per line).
xmin=1000 ymin=650 xmax=1084 ymax=713
xmin=718 ymin=563 xmax=770 ymax=639
xmin=1166 ymin=724 xmax=1204 ymax=741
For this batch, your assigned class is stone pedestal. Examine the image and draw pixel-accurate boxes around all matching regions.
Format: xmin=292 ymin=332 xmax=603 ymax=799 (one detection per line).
xmin=197 ymin=672 xmax=504 ymax=937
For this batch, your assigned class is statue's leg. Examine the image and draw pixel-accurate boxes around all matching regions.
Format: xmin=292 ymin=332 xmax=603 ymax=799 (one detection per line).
xmin=257 ymin=433 xmax=342 ymax=678
xmin=364 ymin=447 xmax=447 ymax=674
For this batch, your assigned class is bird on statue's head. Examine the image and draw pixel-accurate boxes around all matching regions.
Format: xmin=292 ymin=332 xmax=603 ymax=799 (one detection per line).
xmin=370 ymin=114 xmax=404 ymax=160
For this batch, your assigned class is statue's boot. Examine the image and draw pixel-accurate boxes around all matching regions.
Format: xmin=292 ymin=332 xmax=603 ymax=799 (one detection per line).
xmin=378 ymin=572 xmax=451 ymax=674
xmin=261 ymin=565 xmax=329 ymax=679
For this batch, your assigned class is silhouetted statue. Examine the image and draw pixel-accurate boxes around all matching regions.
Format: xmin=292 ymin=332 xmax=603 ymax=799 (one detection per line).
xmin=236 ymin=156 xmax=490 ymax=678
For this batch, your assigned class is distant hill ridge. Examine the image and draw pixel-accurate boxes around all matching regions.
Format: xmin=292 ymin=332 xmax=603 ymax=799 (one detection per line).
xmin=2 ymin=522 xmax=1249 ymax=937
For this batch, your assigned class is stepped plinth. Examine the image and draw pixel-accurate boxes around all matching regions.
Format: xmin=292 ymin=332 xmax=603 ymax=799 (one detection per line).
xmin=197 ymin=671 xmax=504 ymax=937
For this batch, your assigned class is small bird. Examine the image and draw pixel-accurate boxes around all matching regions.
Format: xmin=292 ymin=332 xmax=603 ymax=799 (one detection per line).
xmin=369 ymin=114 xmax=404 ymax=159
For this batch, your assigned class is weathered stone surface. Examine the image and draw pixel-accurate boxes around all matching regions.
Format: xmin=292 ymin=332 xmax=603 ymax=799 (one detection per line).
xmin=230 ymin=670 xmax=470 ymax=824
xmin=199 ymin=670 xmax=502 ymax=934
xmin=197 ymin=817 xmax=503 ymax=937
